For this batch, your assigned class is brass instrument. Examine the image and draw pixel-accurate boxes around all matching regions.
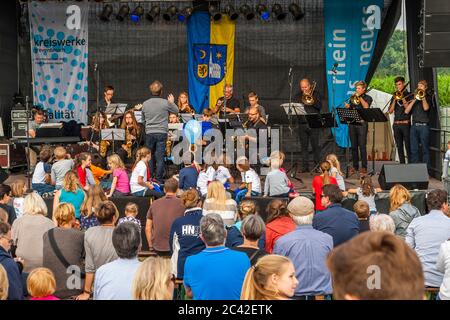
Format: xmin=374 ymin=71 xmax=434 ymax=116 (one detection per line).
xmin=166 ymin=138 xmax=173 ymax=157
xmin=393 ymin=81 xmax=410 ymax=101
xmin=414 ymin=88 xmax=425 ymax=100
xmin=99 ymin=140 xmax=110 ymax=158
xmin=349 ymin=87 xmax=372 ymax=106
xmin=301 ymin=81 xmax=317 ymax=106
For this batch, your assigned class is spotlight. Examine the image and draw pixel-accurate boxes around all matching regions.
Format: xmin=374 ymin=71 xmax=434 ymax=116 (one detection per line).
xmin=272 ymin=4 xmax=287 ymax=20
xmin=240 ymin=4 xmax=255 ymax=20
xmin=99 ymin=4 xmax=113 ymax=22
xmin=224 ymin=5 xmax=239 ymax=21
xmin=146 ymin=5 xmax=160 ymax=22
xmin=257 ymin=4 xmax=270 ymax=21
xmin=177 ymin=7 xmax=193 ymax=22
xmin=289 ymin=3 xmax=304 ymax=21
xmin=130 ymin=5 xmax=144 ymax=23
xmin=209 ymin=4 xmax=222 ymax=21
xmin=116 ymin=4 xmax=130 ymax=22
xmin=163 ymin=5 xmax=178 ymax=21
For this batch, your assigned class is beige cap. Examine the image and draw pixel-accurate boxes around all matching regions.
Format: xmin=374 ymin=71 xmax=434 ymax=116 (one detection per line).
xmin=287 ymin=196 xmax=315 ymax=216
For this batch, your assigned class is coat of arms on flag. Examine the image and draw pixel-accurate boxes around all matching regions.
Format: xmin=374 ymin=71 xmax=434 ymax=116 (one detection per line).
xmin=193 ymin=44 xmax=227 ymax=86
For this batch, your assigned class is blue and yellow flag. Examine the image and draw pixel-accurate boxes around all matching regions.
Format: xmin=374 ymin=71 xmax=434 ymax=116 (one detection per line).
xmin=187 ymin=12 xmax=235 ymax=113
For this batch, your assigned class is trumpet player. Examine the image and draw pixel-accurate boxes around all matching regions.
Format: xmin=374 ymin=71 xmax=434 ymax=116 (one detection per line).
xmin=388 ymin=76 xmax=412 ymax=164
xmin=294 ymin=78 xmax=322 ymax=172
xmin=405 ymin=80 xmax=433 ymax=168
xmin=344 ymin=81 xmax=373 ymax=175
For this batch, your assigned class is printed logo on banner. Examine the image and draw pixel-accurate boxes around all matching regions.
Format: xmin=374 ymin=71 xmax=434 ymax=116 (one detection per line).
xmin=193 ymin=44 xmax=227 ymax=86
xmin=29 ymin=1 xmax=88 ymax=124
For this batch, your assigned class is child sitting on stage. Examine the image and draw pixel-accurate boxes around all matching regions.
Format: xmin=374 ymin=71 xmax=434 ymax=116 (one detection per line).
xmin=264 ymin=151 xmax=291 ymax=198
xmin=90 ymin=153 xmax=111 ymax=189
xmin=32 ymin=148 xmax=55 ymax=196
xmin=51 ymin=146 xmax=73 ymax=190
xmin=214 ymin=154 xmax=234 ymax=190
xmin=74 ymin=152 xmax=91 ymax=192
xmin=179 ymin=161 xmax=199 ymax=192
xmin=235 ymin=157 xmax=262 ymax=204
xmin=345 ymin=175 xmax=382 ymax=215
xmin=130 ymin=147 xmax=163 ymax=198
xmin=197 ymin=162 xmax=215 ymax=197
xmin=118 ymin=202 xmax=141 ymax=228
xmin=11 ymin=179 xmax=27 ymax=219
xmin=326 ymin=153 xmax=346 ymax=191
xmin=106 ymin=154 xmax=130 ymax=197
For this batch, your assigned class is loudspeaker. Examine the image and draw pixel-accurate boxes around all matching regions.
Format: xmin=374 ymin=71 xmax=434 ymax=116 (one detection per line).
xmin=378 ymin=164 xmax=429 ymax=190
xmin=423 ymin=1 xmax=450 ymax=67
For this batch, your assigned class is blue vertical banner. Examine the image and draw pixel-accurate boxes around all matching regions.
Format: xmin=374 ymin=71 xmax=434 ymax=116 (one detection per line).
xmin=324 ymin=0 xmax=383 ymax=147
xmin=29 ymin=0 xmax=88 ymax=124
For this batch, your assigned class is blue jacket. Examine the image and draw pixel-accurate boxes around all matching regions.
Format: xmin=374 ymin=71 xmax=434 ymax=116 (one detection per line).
xmin=179 ymin=166 xmax=199 ymax=190
xmin=0 ymin=246 xmax=24 ymax=300
xmin=313 ymin=203 xmax=360 ymax=247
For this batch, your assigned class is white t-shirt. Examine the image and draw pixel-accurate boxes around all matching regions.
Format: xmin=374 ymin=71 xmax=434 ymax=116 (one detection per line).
xmin=215 ymin=166 xmax=232 ymax=184
xmin=13 ymin=197 xmax=25 ymax=219
xmin=32 ymin=162 xmax=48 ymax=184
xmin=241 ymin=169 xmax=261 ymax=193
xmin=130 ymin=161 xmax=147 ymax=194
xmin=197 ymin=167 xmax=216 ymax=196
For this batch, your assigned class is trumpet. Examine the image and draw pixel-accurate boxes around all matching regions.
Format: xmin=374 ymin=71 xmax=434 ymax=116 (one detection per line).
xmin=301 ymin=81 xmax=317 ymax=106
xmin=414 ymin=88 xmax=426 ymax=100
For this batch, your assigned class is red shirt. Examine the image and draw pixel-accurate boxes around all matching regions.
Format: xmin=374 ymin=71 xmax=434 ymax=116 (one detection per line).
xmin=77 ymin=166 xmax=87 ymax=187
xmin=312 ymin=175 xmax=337 ymax=211
xmin=265 ymin=216 xmax=296 ymax=253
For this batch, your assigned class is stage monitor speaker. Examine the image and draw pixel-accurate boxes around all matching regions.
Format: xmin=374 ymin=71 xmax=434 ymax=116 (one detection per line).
xmin=425 ymin=0 xmax=450 ymax=14
xmin=423 ymin=4 xmax=450 ymax=67
xmin=378 ymin=164 xmax=429 ymax=190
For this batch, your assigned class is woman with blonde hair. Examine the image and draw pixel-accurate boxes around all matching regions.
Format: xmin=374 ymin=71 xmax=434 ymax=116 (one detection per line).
xmin=241 ymin=255 xmax=298 ymax=300
xmin=53 ymin=170 xmax=85 ymax=220
xmin=43 ymin=203 xmax=84 ymax=299
xmin=130 ymin=147 xmax=163 ymax=198
xmin=203 ymin=181 xmax=237 ymax=226
xmin=0 ymin=265 xmax=8 ymax=300
xmin=177 ymin=91 xmax=194 ymax=114
xmin=27 ymin=267 xmax=59 ymax=300
xmin=10 ymin=179 xmax=27 ymax=219
xmin=235 ymin=199 xmax=257 ymax=231
xmin=106 ymin=154 xmax=130 ymax=197
xmin=11 ymin=192 xmax=55 ymax=272
xmin=388 ymin=184 xmax=420 ymax=239
xmin=326 ymin=153 xmax=345 ymax=191
xmin=80 ymin=184 xmax=107 ymax=230
xmin=132 ymin=257 xmax=174 ymax=300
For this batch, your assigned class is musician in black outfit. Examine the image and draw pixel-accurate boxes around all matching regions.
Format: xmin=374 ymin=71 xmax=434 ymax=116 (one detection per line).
xmin=344 ymin=80 xmax=373 ymax=175
xmin=212 ymin=84 xmax=241 ymax=116
xmin=294 ymin=78 xmax=322 ymax=172
xmin=88 ymin=85 xmax=114 ymax=122
xmin=388 ymin=76 xmax=412 ymax=164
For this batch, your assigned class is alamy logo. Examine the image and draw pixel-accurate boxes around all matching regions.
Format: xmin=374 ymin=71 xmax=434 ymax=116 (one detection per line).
xmin=66 ymin=5 xmax=81 ymax=30
xmin=367 ymin=265 xmax=381 ymax=290
xmin=365 ymin=5 xmax=381 ymax=30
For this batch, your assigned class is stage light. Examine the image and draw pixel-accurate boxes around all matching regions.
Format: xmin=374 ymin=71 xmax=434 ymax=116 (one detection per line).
xmin=130 ymin=5 xmax=144 ymax=23
xmin=224 ymin=5 xmax=239 ymax=21
xmin=209 ymin=4 xmax=222 ymax=21
xmin=99 ymin=4 xmax=113 ymax=22
xmin=163 ymin=5 xmax=178 ymax=21
xmin=146 ymin=5 xmax=160 ymax=22
xmin=289 ymin=3 xmax=304 ymax=21
xmin=257 ymin=4 xmax=270 ymax=21
xmin=240 ymin=4 xmax=255 ymax=20
xmin=272 ymin=3 xmax=287 ymax=20
xmin=177 ymin=7 xmax=193 ymax=22
xmin=116 ymin=4 xmax=130 ymax=22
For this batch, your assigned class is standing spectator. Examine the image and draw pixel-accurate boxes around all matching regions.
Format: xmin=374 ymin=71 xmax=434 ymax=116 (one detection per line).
xmin=274 ymin=196 xmax=333 ymax=299
xmin=0 ymin=264 xmax=7 ymax=300
xmin=265 ymin=199 xmax=295 ymax=254
xmin=94 ymin=223 xmax=141 ymax=300
xmin=327 ymin=232 xmax=424 ymax=300
xmin=31 ymin=148 xmax=54 ymax=195
xmin=43 ymin=203 xmax=85 ymax=299
xmin=406 ymin=189 xmax=450 ymax=289
xmin=27 ymin=268 xmax=59 ymax=300
xmin=142 ymin=80 xmax=179 ymax=182
xmin=50 ymin=146 xmax=74 ymax=190
xmin=53 ymin=171 xmax=86 ymax=221
xmin=79 ymin=184 xmax=105 ymax=230
xmin=10 ymin=180 xmax=27 ymax=219
xmin=0 ymin=222 xmax=23 ymax=300
xmin=313 ymin=184 xmax=359 ymax=247
xmin=437 ymin=239 xmax=450 ymax=300
xmin=388 ymin=184 xmax=421 ymax=239
xmin=203 ymin=181 xmax=237 ymax=226
xmin=0 ymin=184 xmax=16 ymax=226
xmin=118 ymin=203 xmax=141 ymax=228
xmin=232 ymin=215 xmax=266 ymax=265
xmin=132 ymin=257 xmax=174 ymax=300
xmin=184 ymin=214 xmax=250 ymax=300
xmin=106 ymin=154 xmax=130 ymax=197
xmin=241 ymin=255 xmax=298 ymax=300
xmin=169 ymin=190 xmax=205 ymax=279
xmin=369 ymin=214 xmax=396 ymax=233
xmin=12 ymin=192 xmax=55 ymax=272
xmin=353 ymin=200 xmax=371 ymax=233
xmin=76 ymin=201 xmax=119 ymax=300
xmin=311 ymin=161 xmax=337 ymax=212
xmin=146 ymin=178 xmax=185 ymax=256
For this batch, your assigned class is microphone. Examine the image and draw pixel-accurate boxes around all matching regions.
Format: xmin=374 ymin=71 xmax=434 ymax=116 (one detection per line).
xmin=94 ymin=63 xmax=98 ymax=72
xmin=288 ymin=65 xmax=293 ymax=78
xmin=331 ymin=63 xmax=338 ymax=74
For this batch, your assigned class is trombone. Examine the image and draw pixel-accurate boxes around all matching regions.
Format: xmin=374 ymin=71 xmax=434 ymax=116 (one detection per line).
xmin=347 ymin=87 xmax=372 ymax=106
xmin=393 ymin=81 xmax=410 ymax=101
xmin=301 ymin=81 xmax=317 ymax=106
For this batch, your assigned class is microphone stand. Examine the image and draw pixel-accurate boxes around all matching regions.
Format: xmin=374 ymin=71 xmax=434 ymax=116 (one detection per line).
xmin=95 ymin=63 xmax=100 ymax=113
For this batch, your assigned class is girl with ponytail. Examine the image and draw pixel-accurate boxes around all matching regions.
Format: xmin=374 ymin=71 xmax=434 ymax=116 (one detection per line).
xmin=312 ymin=161 xmax=337 ymax=212
xmin=264 ymin=199 xmax=295 ymax=253
xmin=129 ymin=147 xmax=163 ymax=198
xmin=241 ymin=255 xmax=298 ymax=300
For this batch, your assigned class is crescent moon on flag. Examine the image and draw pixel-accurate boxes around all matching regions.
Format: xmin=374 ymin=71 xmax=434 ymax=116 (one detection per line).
xmin=199 ymin=50 xmax=206 ymax=59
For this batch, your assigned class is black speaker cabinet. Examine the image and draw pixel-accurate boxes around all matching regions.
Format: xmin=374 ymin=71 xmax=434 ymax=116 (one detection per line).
xmin=378 ymin=163 xmax=429 ymax=190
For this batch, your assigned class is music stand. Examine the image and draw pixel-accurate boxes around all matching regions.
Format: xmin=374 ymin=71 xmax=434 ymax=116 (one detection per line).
xmin=357 ymin=108 xmax=388 ymax=175
xmin=336 ymin=108 xmax=361 ymax=178
xmin=105 ymin=103 xmax=127 ymax=128
xmin=134 ymin=111 xmax=143 ymax=124
xmin=101 ymin=128 xmax=125 ymax=156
